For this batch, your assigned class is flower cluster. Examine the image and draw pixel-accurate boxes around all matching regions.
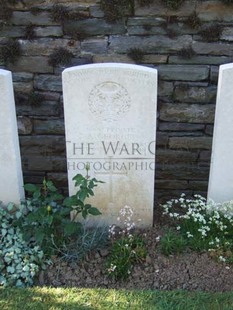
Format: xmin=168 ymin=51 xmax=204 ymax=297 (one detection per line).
xmin=106 ymin=205 xmax=146 ymax=280
xmin=162 ymin=194 xmax=233 ymax=264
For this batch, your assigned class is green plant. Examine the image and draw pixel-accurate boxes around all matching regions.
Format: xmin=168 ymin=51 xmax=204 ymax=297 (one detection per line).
xmin=164 ymin=0 xmax=184 ymax=10
xmin=48 ymin=47 xmax=73 ymax=67
xmin=24 ymin=23 xmax=36 ymax=40
xmin=54 ymin=224 xmax=109 ymax=261
xmin=100 ymin=0 xmax=134 ymax=23
xmin=162 ymin=194 xmax=233 ymax=263
xmin=0 ymin=203 xmax=45 ymax=287
xmin=178 ymin=45 xmax=196 ymax=59
xmin=199 ymin=23 xmax=223 ymax=42
xmin=63 ymin=168 xmax=103 ymax=220
xmin=50 ymin=4 xmax=69 ymax=23
xmin=20 ymin=178 xmax=72 ymax=255
xmin=127 ymin=48 xmax=144 ymax=63
xmin=106 ymin=205 xmax=146 ymax=280
xmin=0 ymin=39 xmax=21 ymax=64
xmin=19 ymin=169 xmax=103 ymax=257
xmin=185 ymin=11 xmax=201 ymax=29
xmin=160 ymin=229 xmax=187 ymax=256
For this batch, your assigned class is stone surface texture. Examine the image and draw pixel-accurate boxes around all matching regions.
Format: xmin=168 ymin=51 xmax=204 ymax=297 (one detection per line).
xmin=62 ymin=64 xmax=157 ymax=227
xmin=0 ymin=0 xmax=229 ymax=205
xmin=0 ymin=69 xmax=25 ymax=205
xmin=208 ymin=64 xmax=233 ymax=202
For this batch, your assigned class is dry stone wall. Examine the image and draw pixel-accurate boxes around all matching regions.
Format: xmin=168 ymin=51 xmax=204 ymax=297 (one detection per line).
xmin=1 ymin=0 xmax=233 ymax=205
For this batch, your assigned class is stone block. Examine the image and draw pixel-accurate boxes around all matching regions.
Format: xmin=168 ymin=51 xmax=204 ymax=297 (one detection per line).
xmin=81 ymin=37 xmax=108 ymax=54
xmin=46 ymin=172 xmax=68 ymax=186
xmin=210 ymin=66 xmax=219 ymax=84
xmin=89 ymin=5 xmax=105 ymax=18
xmin=158 ymin=65 xmax=209 ymax=81
xmin=22 ymin=155 xmax=66 ymax=172
xmin=155 ymin=163 xmax=210 ymax=180
xmin=13 ymin=81 xmax=33 ymax=94
xmin=8 ymin=56 xmax=53 ymax=73
xmin=169 ymin=136 xmax=213 ymax=150
xmin=169 ymin=55 xmax=233 ymax=65
xmin=34 ymin=75 xmax=62 ymax=92
xmin=155 ymin=179 xmax=188 ymax=189
xmin=158 ymin=81 xmax=173 ymax=97
xmin=134 ymin=0 xmax=196 ymax=17
xmin=192 ymin=41 xmax=233 ymax=56
xmin=0 ymin=26 xmax=25 ymax=38
xmin=221 ymin=27 xmax=233 ymax=41
xmin=20 ymin=38 xmax=80 ymax=56
xmin=109 ymin=35 xmax=192 ymax=54
xmin=19 ymin=135 xmax=65 ymax=155
xmin=199 ymin=150 xmax=211 ymax=162
xmin=12 ymin=72 xmax=33 ymax=82
xmin=159 ymin=122 xmax=205 ymax=131
xmin=127 ymin=25 xmax=166 ymax=36
xmin=12 ymin=11 xmax=57 ymax=25
xmin=63 ymin=19 xmax=126 ymax=36
xmin=160 ymin=103 xmax=215 ymax=123
xmin=156 ymin=132 xmax=168 ymax=146
xmin=17 ymin=116 xmax=33 ymax=135
xmin=16 ymin=100 xmax=60 ymax=117
xmin=35 ymin=26 xmax=63 ymax=37
xmin=174 ymin=85 xmax=217 ymax=103
xmin=33 ymin=119 xmax=65 ymax=134
xmin=142 ymin=55 xmax=168 ymax=64
xmin=205 ymin=125 xmax=213 ymax=136
xmin=197 ymin=1 xmax=233 ymax=22
xmin=156 ymin=149 xmax=198 ymax=163
xmin=93 ymin=54 xmax=134 ymax=64
xmin=188 ymin=180 xmax=208 ymax=191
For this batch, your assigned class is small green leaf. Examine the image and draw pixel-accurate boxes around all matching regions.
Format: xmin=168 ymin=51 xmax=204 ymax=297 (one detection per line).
xmin=24 ymin=183 xmax=38 ymax=192
xmin=63 ymin=196 xmax=79 ymax=207
xmin=88 ymin=207 xmax=102 ymax=216
xmin=79 ymin=189 xmax=88 ymax=202
xmin=15 ymin=211 xmax=22 ymax=219
xmin=87 ymin=189 xmax=94 ymax=196
xmin=33 ymin=190 xmax=41 ymax=200
xmin=64 ymin=222 xmax=82 ymax=236
xmin=7 ymin=203 xmax=14 ymax=211
xmin=82 ymin=209 xmax=88 ymax=219
xmin=73 ymin=174 xmax=85 ymax=186
xmin=35 ymin=230 xmax=45 ymax=244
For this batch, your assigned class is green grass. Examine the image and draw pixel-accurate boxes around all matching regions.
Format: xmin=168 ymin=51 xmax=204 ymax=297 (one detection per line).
xmin=0 ymin=287 xmax=233 ymax=310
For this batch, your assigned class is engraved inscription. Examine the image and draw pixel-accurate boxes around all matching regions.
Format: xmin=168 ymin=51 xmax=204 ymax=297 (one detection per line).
xmin=88 ymin=81 xmax=131 ymax=122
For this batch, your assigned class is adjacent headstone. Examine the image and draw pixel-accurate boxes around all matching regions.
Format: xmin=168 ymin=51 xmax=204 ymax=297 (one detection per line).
xmin=62 ymin=63 xmax=157 ymax=227
xmin=208 ymin=63 xmax=233 ymax=203
xmin=0 ymin=69 xmax=25 ymax=205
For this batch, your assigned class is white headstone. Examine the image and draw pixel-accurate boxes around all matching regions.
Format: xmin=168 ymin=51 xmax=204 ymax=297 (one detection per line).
xmin=208 ymin=63 xmax=233 ymax=203
xmin=62 ymin=63 xmax=157 ymax=227
xmin=0 ymin=69 xmax=24 ymax=205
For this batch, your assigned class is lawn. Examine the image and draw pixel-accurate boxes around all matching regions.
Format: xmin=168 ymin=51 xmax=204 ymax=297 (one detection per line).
xmin=0 ymin=287 xmax=233 ymax=310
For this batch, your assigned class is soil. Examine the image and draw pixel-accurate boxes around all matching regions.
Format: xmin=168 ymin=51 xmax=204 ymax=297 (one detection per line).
xmin=38 ymin=226 xmax=233 ymax=292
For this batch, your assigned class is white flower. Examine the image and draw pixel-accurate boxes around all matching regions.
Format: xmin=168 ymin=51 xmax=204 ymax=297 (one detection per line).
xmin=219 ymin=256 xmax=226 ymax=262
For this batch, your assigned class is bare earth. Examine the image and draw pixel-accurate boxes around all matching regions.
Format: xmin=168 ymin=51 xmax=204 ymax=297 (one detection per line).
xmin=38 ymin=226 xmax=233 ymax=292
